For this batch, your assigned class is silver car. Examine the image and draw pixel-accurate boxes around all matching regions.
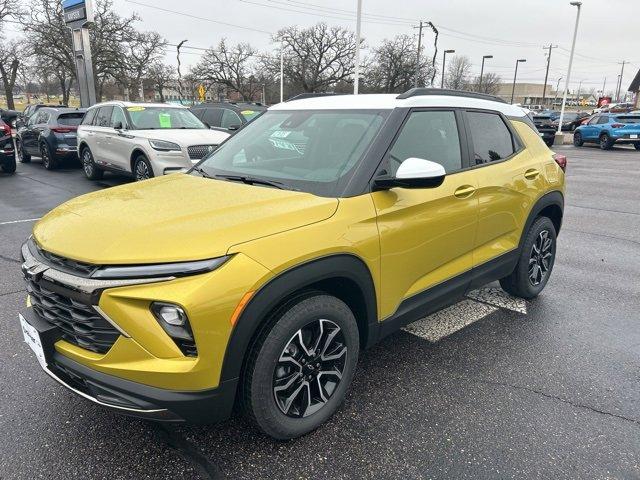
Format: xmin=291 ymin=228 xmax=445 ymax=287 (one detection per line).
xmin=77 ymin=101 xmax=230 ymax=181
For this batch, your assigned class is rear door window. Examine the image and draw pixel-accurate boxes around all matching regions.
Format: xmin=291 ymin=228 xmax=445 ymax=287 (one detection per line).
xmin=466 ymin=111 xmax=516 ymax=164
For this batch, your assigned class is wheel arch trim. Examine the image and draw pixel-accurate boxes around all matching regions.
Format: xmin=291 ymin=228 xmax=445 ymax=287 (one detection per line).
xmin=219 ymin=253 xmax=378 ymax=383
xmin=519 ymin=190 xmax=564 ymax=251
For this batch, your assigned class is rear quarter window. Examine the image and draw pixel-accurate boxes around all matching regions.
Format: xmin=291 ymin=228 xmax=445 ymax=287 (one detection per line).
xmin=466 ymin=111 xmax=516 ymax=164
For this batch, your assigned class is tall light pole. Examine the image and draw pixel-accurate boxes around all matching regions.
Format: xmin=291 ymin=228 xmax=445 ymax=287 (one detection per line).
xmin=615 ymin=61 xmax=626 ymax=102
xmin=542 ymin=44 xmax=557 ymax=106
xmin=279 ymin=37 xmax=286 ymax=103
xmin=511 ymin=59 xmax=526 ymax=104
xmin=557 ymin=1 xmax=582 ymax=138
xmin=354 ymin=0 xmax=363 ymax=94
xmin=479 ymin=55 xmax=493 ymax=91
xmin=441 ymin=49 xmax=455 ymax=89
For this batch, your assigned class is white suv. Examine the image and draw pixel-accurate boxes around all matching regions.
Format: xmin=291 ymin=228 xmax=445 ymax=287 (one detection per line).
xmin=77 ymin=102 xmax=230 ymax=181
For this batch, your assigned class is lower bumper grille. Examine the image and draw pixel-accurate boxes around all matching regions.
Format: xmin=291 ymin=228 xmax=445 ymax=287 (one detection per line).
xmin=26 ymin=278 xmax=119 ymax=354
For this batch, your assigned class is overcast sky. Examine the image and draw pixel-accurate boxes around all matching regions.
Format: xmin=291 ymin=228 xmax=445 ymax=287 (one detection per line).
xmin=109 ymin=0 xmax=640 ymax=95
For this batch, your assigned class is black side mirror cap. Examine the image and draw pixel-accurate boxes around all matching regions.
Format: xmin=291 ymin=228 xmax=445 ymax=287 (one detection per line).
xmin=373 ymin=174 xmax=445 ymax=191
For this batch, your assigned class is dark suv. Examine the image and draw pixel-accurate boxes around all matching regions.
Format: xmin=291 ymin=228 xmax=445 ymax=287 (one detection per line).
xmin=190 ymin=102 xmax=266 ymax=133
xmin=16 ymin=108 xmax=86 ymax=170
xmin=23 ymin=103 xmax=67 ymax=121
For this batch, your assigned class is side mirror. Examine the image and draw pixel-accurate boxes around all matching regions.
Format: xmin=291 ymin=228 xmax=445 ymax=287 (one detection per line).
xmin=228 ymin=124 xmax=240 ymax=131
xmin=374 ymin=158 xmax=446 ymax=190
xmin=113 ymin=121 xmax=124 ymax=130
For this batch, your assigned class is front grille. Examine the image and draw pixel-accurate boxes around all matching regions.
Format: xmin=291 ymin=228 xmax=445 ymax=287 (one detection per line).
xmin=188 ymin=145 xmax=217 ymax=160
xmin=26 ymin=278 xmax=119 ymax=354
xmin=36 ymin=246 xmax=97 ymax=277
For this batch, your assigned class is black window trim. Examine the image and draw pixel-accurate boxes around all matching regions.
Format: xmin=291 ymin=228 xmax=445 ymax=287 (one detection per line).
xmin=459 ymin=108 xmax=525 ymax=172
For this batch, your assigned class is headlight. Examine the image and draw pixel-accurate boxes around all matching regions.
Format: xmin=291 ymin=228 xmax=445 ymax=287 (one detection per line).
xmin=149 ymin=139 xmax=181 ymax=152
xmin=91 ymin=256 xmax=230 ymax=279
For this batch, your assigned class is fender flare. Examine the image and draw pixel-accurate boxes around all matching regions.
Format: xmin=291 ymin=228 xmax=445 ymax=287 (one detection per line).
xmin=219 ymin=254 xmax=378 ymax=383
xmin=518 ymin=190 xmax=564 ymax=252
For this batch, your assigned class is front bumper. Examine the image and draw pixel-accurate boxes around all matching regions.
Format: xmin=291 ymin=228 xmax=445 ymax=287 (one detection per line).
xmin=21 ymin=308 xmax=238 ymax=423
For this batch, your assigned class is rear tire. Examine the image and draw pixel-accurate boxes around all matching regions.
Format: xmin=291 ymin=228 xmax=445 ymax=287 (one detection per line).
xmin=16 ymin=140 xmax=30 ymax=163
xmin=599 ymin=133 xmax=614 ymax=150
xmin=573 ymin=132 xmax=584 ymax=147
xmin=500 ymin=216 xmax=557 ymax=299
xmin=40 ymin=143 xmax=57 ymax=170
xmin=242 ymin=294 xmax=359 ymax=440
xmin=133 ymin=155 xmax=154 ymax=181
xmin=1 ymin=154 xmax=16 ymax=174
xmin=81 ymin=147 xmax=103 ymax=180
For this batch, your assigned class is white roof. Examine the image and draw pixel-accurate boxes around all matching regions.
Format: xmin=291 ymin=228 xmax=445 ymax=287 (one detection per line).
xmin=89 ymin=101 xmax=188 ymax=109
xmin=270 ymin=93 xmax=527 ymax=118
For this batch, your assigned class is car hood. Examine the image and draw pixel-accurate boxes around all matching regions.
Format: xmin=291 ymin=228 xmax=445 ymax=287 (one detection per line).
xmin=126 ymin=128 xmax=230 ymax=145
xmin=33 ymin=174 xmax=339 ymax=265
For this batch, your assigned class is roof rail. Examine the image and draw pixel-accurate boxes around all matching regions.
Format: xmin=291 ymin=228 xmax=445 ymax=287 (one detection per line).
xmin=397 ymin=88 xmax=507 ymax=104
xmin=286 ymin=93 xmax=345 ymax=102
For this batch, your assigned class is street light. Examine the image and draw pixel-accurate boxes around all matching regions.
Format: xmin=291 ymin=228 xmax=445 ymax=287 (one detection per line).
xmin=354 ymin=0 xmax=363 ymax=94
xmin=557 ymin=1 xmax=582 ymax=138
xmin=553 ymin=76 xmax=563 ymax=106
xmin=441 ymin=49 xmax=455 ymax=89
xmin=479 ymin=55 xmax=493 ymax=91
xmin=511 ymin=59 xmax=526 ymax=104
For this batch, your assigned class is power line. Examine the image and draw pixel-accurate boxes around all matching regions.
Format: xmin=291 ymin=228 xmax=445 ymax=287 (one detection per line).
xmin=124 ymin=0 xmax=273 ymax=34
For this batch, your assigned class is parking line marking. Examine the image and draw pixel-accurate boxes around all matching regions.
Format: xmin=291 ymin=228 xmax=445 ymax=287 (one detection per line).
xmin=0 ymin=218 xmax=41 ymax=226
xmin=403 ymin=299 xmax=499 ymax=342
xmin=467 ymin=287 xmax=527 ymax=314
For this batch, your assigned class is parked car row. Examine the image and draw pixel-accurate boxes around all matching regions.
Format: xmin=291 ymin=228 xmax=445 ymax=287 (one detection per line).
xmin=573 ymin=113 xmax=640 ymax=150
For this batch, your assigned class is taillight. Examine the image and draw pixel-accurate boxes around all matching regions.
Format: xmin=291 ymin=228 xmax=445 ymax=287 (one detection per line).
xmin=611 ymin=123 xmax=625 ymax=128
xmin=553 ymin=153 xmax=567 ymax=172
xmin=51 ymin=126 xmax=76 ymax=133
xmin=1 ymin=122 xmax=10 ymax=137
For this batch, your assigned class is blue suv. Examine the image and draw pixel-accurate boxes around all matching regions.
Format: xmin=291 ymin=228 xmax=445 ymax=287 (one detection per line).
xmin=574 ymin=113 xmax=640 ymax=150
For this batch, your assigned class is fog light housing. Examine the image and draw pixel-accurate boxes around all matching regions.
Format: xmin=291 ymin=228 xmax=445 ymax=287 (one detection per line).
xmin=150 ymin=302 xmax=198 ymax=357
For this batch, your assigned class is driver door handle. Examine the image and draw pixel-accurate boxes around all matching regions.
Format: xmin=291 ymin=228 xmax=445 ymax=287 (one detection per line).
xmin=454 ymin=185 xmax=476 ymax=198
xmin=524 ymin=168 xmax=540 ymax=180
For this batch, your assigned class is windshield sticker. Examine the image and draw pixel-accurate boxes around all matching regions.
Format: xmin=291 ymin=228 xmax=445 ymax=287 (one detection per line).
xmin=270 ymin=130 xmax=291 ymax=138
xmin=127 ymin=106 xmax=146 ymax=112
xmin=158 ymin=113 xmax=172 ymax=128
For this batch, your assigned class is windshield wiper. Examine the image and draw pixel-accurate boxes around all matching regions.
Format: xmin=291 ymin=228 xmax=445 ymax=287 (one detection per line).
xmin=192 ymin=166 xmax=214 ymax=179
xmin=214 ymin=174 xmax=297 ymax=191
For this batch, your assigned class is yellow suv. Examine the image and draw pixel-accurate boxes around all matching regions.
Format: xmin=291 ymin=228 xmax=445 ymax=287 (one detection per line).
xmin=18 ymin=89 xmax=565 ymax=439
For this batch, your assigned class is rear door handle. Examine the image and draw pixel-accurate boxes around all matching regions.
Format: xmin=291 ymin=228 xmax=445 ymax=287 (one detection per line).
xmin=454 ymin=185 xmax=476 ymax=198
xmin=524 ymin=168 xmax=540 ymax=180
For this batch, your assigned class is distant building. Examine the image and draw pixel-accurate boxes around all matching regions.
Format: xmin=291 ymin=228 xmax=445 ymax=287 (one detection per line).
xmin=628 ymin=69 xmax=640 ymax=109
xmin=496 ymin=82 xmax=596 ymax=107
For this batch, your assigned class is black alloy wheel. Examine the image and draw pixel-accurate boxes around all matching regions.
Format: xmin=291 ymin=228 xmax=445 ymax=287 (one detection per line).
xmin=134 ymin=155 xmax=154 ymax=181
xmin=529 ymin=229 xmax=554 ymax=287
xmin=40 ymin=144 xmax=55 ymax=170
xmin=17 ymin=140 xmax=30 ymax=163
xmin=273 ymin=318 xmax=347 ymax=418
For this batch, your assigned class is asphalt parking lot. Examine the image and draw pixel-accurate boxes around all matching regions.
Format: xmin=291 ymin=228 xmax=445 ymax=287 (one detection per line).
xmin=1 ymin=145 xmax=639 ymax=479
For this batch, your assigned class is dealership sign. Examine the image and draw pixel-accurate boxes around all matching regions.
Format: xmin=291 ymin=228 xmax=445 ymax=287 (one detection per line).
xmin=62 ymin=0 xmax=94 ymax=27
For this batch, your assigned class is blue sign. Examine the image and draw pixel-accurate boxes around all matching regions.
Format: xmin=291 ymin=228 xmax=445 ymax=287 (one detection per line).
xmin=62 ymin=0 xmax=93 ymax=25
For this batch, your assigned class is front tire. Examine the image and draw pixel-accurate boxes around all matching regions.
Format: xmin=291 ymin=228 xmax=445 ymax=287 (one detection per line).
xmin=573 ymin=132 xmax=584 ymax=147
xmin=133 ymin=154 xmax=154 ymax=181
xmin=500 ymin=216 xmax=557 ymax=299
xmin=81 ymin=147 xmax=103 ymax=180
xmin=242 ymin=294 xmax=359 ymax=440
xmin=16 ymin=140 xmax=30 ymax=163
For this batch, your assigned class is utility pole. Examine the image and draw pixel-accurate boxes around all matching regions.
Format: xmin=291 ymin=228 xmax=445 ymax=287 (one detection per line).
xmin=602 ymin=77 xmax=607 ymax=97
xmin=354 ymin=0 xmax=363 ymax=94
xmin=615 ymin=61 xmax=626 ymax=102
xmin=479 ymin=55 xmax=493 ymax=92
xmin=542 ymin=44 xmax=557 ymax=106
xmin=414 ymin=21 xmax=424 ymax=88
xmin=557 ymin=1 xmax=582 ymax=139
xmin=576 ymin=79 xmax=583 ymax=107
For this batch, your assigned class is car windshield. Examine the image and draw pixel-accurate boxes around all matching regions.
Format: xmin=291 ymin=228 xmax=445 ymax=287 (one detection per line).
xmin=615 ymin=116 xmax=640 ymax=124
xmin=58 ymin=113 xmax=85 ymax=126
xmin=126 ymin=106 xmax=206 ymax=130
xmin=194 ymin=109 xmax=389 ymax=197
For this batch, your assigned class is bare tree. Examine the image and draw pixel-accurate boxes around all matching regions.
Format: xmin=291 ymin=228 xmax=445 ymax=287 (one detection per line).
xmin=0 ymin=39 xmax=22 ymax=109
xmin=474 ymin=72 xmax=502 ymax=95
xmin=192 ymin=39 xmax=261 ymax=101
xmin=147 ymin=61 xmax=175 ymax=103
xmin=365 ymin=34 xmax=433 ymax=93
xmin=124 ymin=31 xmax=166 ymax=100
xmin=444 ymin=55 xmax=472 ymax=91
xmin=274 ymin=23 xmax=357 ymax=93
